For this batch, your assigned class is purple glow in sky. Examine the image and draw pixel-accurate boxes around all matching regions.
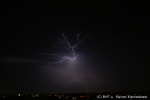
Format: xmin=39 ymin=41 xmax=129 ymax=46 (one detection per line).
xmin=42 ymin=33 xmax=88 ymax=68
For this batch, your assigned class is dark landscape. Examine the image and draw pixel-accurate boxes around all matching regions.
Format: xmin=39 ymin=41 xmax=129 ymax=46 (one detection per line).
xmin=0 ymin=91 xmax=149 ymax=100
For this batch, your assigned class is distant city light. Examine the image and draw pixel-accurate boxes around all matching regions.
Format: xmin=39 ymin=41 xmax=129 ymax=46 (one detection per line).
xmin=36 ymin=94 xmax=39 ymax=97
xmin=18 ymin=94 xmax=20 ymax=96
xmin=0 ymin=92 xmax=148 ymax=99
xmin=65 ymin=96 xmax=68 ymax=99
xmin=80 ymin=95 xmax=83 ymax=98
xmin=72 ymin=97 xmax=77 ymax=100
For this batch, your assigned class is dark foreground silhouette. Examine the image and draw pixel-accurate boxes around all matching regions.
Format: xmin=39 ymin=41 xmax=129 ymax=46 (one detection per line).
xmin=0 ymin=91 xmax=149 ymax=100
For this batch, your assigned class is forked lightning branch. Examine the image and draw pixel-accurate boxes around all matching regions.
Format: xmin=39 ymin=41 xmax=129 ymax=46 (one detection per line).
xmin=42 ymin=33 xmax=88 ymax=67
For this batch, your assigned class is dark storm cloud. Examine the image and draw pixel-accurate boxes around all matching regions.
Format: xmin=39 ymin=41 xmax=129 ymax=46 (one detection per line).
xmin=0 ymin=57 xmax=40 ymax=64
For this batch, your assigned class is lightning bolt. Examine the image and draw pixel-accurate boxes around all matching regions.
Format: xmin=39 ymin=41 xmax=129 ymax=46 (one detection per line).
xmin=41 ymin=33 xmax=88 ymax=67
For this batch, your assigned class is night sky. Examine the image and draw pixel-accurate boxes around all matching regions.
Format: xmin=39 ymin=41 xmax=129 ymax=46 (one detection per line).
xmin=0 ymin=1 xmax=150 ymax=94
